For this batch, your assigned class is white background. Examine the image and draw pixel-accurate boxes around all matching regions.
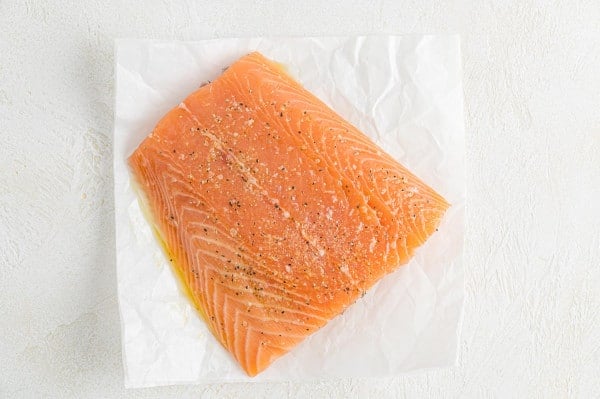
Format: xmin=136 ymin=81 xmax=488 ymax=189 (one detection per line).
xmin=0 ymin=1 xmax=598 ymax=397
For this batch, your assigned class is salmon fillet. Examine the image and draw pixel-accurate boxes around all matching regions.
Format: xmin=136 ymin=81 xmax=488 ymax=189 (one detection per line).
xmin=128 ymin=52 xmax=449 ymax=376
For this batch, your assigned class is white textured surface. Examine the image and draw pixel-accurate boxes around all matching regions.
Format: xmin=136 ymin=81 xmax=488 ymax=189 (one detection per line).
xmin=0 ymin=0 xmax=598 ymax=397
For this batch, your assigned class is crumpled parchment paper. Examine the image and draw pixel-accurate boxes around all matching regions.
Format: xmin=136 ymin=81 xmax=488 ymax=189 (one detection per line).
xmin=113 ymin=35 xmax=465 ymax=387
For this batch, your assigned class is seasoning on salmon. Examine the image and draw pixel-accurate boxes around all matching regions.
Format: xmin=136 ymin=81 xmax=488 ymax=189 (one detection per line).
xmin=128 ymin=51 xmax=449 ymax=376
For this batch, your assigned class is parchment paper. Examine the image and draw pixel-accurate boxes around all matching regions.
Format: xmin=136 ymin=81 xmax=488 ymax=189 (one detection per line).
xmin=113 ymin=36 xmax=465 ymax=387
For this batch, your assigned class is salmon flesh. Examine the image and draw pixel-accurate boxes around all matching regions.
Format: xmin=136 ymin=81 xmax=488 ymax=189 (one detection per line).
xmin=128 ymin=52 xmax=449 ymax=376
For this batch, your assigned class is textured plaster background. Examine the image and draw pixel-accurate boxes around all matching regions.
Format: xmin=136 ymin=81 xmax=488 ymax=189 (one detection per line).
xmin=0 ymin=1 xmax=599 ymax=398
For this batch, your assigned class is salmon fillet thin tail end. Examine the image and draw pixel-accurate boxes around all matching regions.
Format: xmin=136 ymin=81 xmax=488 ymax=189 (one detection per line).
xmin=128 ymin=51 xmax=450 ymax=377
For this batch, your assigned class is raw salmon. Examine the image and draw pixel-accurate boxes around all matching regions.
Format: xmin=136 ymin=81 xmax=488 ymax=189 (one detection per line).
xmin=128 ymin=52 xmax=449 ymax=376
